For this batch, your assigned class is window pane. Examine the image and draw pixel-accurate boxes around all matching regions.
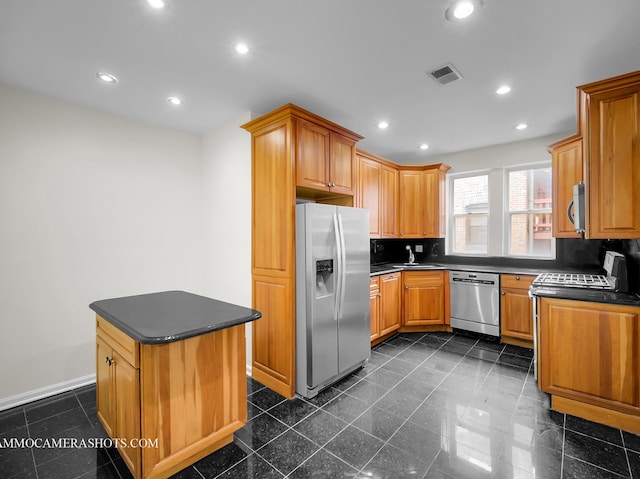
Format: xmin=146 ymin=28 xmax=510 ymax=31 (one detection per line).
xmin=509 ymin=213 xmax=553 ymax=256
xmin=453 ymin=176 xmax=488 ymax=214
xmin=508 ymin=168 xmax=552 ymax=211
xmin=454 ymin=214 xmax=488 ymax=254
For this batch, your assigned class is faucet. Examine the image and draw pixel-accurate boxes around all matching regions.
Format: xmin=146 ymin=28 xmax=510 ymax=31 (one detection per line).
xmin=406 ymin=245 xmax=415 ymax=264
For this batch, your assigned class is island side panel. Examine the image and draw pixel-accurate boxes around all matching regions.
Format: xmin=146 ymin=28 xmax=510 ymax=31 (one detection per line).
xmin=139 ymin=324 xmax=247 ymax=479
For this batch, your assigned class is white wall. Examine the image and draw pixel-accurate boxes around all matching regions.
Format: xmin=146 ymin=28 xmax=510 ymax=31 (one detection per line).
xmin=201 ymin=113 xmax=253 ymax=369
xmin=0 ymin=84 xmax=207 ymax=405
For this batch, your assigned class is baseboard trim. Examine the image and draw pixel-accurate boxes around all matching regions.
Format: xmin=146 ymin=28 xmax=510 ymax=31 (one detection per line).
xmin=0 ymin=374 xmax=96 ymax=411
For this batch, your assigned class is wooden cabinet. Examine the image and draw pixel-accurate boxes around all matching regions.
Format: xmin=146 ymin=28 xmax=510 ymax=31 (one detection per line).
xmin=538 ymin=297 xmax=640 ymax=433
xmin=369 ymin=273 xmax=401 ymax=343
xmin=369 ymin=277 xmax=381 ymax=342
xmin=398 ymin=164 xmax=449 ymax=238
xmin=548 ymin=136 xmax=583 ymax=238
xmin=380 ymin=273 xmax=401 ymax=336
xmin=402 ymin=271 xmax=446 ymax=326
xmin=500 ymin=274 xmax=535 ymax=348
xmin=96 ymin=315 xmax=248 ymax=479
xmin=357 ymin=150 xmax=398 ymax=238
xmin=96 ymin=317 xmax=142 ymax=478
xmin=243 ymin=104 xmax=363 ymax=398
xmin=552 ymin=71 xmax=640 ymax=239
xmin=380 ymin=164 xmax=399 ymax=237
xmin=296 ymin=118 xmax=358 ymax=196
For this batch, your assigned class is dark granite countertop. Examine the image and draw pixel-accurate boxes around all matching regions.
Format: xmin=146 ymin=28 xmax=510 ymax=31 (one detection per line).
xmin=370 ymin=262 xmax=589 ymax=277
xmin=90 ymin=290 xmax=261 ymax=344
xmin=530 ymin=286 xmax=640 ymax=307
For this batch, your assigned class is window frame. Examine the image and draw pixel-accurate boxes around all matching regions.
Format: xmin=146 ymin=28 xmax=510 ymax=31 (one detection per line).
xmin=503 ymin=162 xmax=555 ymax=259
xmin=447 ymin=170 xmax=491 ymax=257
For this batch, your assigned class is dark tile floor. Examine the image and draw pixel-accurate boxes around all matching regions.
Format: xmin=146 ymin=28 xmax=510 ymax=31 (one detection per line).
xmin=2 ymin=332 xmax=640 ymax=478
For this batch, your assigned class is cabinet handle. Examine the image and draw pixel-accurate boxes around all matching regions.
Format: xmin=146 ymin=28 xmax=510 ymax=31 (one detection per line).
xmin=501 ymin=292 xmax=505 ymax=295
xmin=405 ymin=285 xmax=409 ymax=289
xmin=516 ymin=275 xmax=521 ymax=280
xmin=377 ymin=293 xmax=382 ymax=297
xmin=105 ymin=356 xmax=113 ymax=366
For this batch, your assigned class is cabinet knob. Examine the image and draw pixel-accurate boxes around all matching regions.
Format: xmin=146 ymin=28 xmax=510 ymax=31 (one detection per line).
xmin=377 ymin=293 xmax=382 ymax=297
xmin=405 ymin=285 xmax=409 ymax=289
xmin=516 ymin=275 xmax=521 ymax=280
xmin=501 ymin=291 xmax=505 ymax=295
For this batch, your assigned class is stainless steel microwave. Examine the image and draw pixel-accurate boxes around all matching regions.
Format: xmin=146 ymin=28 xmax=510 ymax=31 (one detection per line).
xmin=568 ymin=182 xmax=585 ymax=234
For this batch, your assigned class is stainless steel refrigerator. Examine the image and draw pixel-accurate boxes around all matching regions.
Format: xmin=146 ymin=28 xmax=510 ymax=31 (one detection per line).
xmin=295 ymin=203 xmax=371 ymax=398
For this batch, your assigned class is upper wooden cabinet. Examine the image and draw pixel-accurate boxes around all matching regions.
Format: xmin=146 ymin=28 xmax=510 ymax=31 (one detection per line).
xmin=357 ymin=150 xmax=398 ymax=238
xmin=578 ymin=71 xmax=640 ymax=238
xmin=296 ymin=118 xmax=360 ymax=196
xmin=548 ymin=136 xmax=583 ymax=238
xmin=398 ymin=165 xmax=449 ymax=238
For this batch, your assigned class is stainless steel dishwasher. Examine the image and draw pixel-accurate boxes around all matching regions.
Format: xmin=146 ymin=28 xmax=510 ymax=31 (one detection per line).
xmin=449 ymin=271 xmax=500 ymax=336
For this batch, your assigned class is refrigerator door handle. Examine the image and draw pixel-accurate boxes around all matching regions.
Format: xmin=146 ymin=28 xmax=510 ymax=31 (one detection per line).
xmin=337 ymin=213 xmax=347 ymax=321
xmin=333 ymin=213 xmax=342 ymax=321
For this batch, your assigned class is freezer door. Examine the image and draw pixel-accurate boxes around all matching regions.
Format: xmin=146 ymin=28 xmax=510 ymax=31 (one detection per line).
xmin=300 ymin=204 xmax=339 ymax=389
xmin=336 ymin=206 xmax=371 ymax=372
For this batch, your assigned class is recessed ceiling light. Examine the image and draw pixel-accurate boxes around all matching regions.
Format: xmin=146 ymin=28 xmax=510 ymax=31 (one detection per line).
xmin=96 ymin=72 xmax=118 ymax=83
xmin=235 ymin=43 xmax=249 ymax=55
xmin=516 ymin=123 xmax=528 ymax=130
xmin=167 ymin=96 xmax=182 ymax=106
xmin=419 ymin=144 xmax=429 ymax=150
xmin=496 ymin=85 xmax=511 ymax=95
xmin=445 ymin=0 xmax=483 ymax=21
xmin=377 ymin=121 xmax=389 ymax=129
xmin=147 ymin=0 xmax=166 ymax=9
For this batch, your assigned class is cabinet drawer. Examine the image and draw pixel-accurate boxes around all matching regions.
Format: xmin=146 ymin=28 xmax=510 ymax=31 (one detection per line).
xmin=96 ymin=315 xmax=139 ymax=368
xmin=370 ymin=276 xmax=380 ymax=292
xmin=501 ymin=274 xmax=535 ymax=290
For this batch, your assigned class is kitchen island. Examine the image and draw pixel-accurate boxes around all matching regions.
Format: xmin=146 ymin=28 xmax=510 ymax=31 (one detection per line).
xmin=90 ymin=291 xmax=261 ymax=479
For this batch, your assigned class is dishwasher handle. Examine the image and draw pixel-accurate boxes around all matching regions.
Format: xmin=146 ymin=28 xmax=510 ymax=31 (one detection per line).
xmin=451 ymin=278 xmax=496 ymax=285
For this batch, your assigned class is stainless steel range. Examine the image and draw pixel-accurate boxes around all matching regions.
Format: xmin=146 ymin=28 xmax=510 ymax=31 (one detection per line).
xmin=531 ymin=251 xmax=628 ymax=293
xmin=532 ymin=272 xmax=614 ymax=290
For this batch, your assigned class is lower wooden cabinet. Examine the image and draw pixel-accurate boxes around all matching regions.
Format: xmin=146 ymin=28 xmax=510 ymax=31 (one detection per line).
xmin=369 ymin=277 xmax=381 ymax=342
xmin=370 ymin=273 xmax=401 ymax=343
xmin=500 ymin=274 xmax=535 ymax=348
xmin=538 ymin=297 xmax=640 ymax=432
xmin=402 ymin=271 xmax=446 ymax=326
xmin=96 ymin=320 xmax=141 ymax=477
xmin=96 ymin=316 xmax=248 ymax=479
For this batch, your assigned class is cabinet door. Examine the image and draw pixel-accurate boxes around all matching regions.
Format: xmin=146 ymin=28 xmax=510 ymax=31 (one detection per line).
xmin=538 ymin=298 xmax=640 ymax=415
xmin=358 ymin=157 xmax=381 ymax=237
xmin=296 ymin=119 xmax=330 ymax=191
xmin=113 ymin=350 xmax=141 ymax=477
xmin=380 ymin=273 xmax=401 ymax=335
xmin=587 ymin=84 xmax=640 ymax=238
xmin=380 ymin=165 xmax=398 ymax=238
xmin=403 ymin=272 xmax=444 ymax=326
xmin=550 ymin=137 xmax=583 ymax=238
xmin=370 ymin=278 xmax=380 ymax=342
xmin=96 ymin=335 xmax=115 ymax=438
xmin=398 ymin=170 xmax=423 ymax=238
xmin=422 ymin=168 xmax=443 ymax=238
xmin=500 ymin=280 xmax=534 ymax=345
xmin=330 ymin=132 xmax=356 ymax=195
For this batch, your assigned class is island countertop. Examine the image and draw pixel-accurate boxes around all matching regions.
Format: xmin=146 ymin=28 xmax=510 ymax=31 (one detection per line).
xmin=89 ymin=290 xmax=261 ymax=344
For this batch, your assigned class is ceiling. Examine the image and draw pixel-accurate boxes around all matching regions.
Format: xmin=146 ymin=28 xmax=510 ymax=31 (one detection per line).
xmin=1 ymin=0 xmax=639 ymax=163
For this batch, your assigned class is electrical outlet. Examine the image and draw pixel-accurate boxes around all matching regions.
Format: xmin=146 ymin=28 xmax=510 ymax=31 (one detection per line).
xmin=415 ymin=244 xmax=423 ymax=253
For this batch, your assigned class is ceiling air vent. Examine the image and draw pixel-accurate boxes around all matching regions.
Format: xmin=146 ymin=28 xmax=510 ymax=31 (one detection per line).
xmin=428 ymin=63 xmax=463 ymax=86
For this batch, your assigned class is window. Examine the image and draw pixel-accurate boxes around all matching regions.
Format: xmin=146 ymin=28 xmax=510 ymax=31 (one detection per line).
xmin=506 ymin=166 xmax=553 ymax=257
xmin=450 ymin=174 xmax=489 ymax=255
xmin=446 ymin=163 xmax=554 ymax=258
